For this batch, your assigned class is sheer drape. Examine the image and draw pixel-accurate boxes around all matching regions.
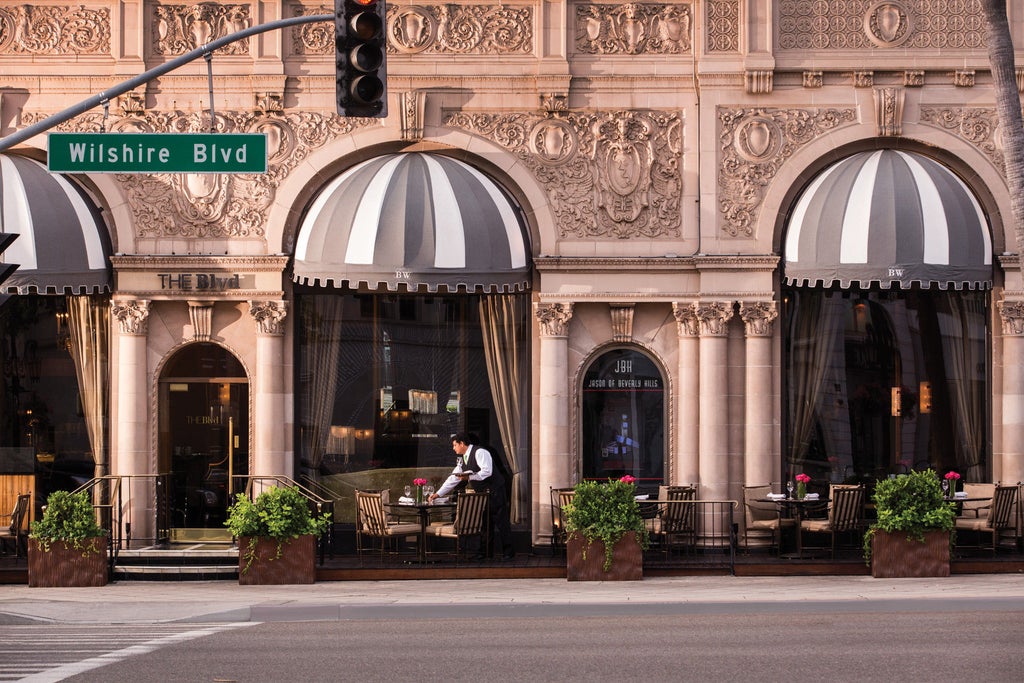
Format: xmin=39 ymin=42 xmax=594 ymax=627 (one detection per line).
xmin=940 ymin=296 xmax=986 ymax=480
xmin=66 ymin=295 xmax=109 ymax=480
xmin=479 ymin=293 xmax=526 ymax=522
xmin=301 ymin=298 xmax=344 ymax=469
xmin=787 ymin=292 xmax=841 ymax=465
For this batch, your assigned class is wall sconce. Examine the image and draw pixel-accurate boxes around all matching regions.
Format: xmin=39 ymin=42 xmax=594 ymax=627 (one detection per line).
xmin=354 ymin=428 xmax=374 ymax=441
xmin=55 ymin=307 xmax=70 ymax=352
xmin=329 ymin=425 xmax=354 ymax=454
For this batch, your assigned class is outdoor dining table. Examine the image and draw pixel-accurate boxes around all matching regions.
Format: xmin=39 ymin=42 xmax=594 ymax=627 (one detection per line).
xmin=758 ymin=497 xmax=827 ymax=558
xmin=386 ymin=499 xmax=456 ymax=563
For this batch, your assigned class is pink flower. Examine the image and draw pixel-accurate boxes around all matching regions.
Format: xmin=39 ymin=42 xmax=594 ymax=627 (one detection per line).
xmin=413 ymin=478 xmax=428 ymax=486
xmin=944 ymin=471 xmax=960 ymax=481
xmin=795 ymin=473 xmax=811 ymax=484
xmin=619 ymin=475 xmax=636 ymax=484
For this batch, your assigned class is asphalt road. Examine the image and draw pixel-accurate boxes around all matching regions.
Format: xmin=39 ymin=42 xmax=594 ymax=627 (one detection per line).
xmin=7 ymin=604 xmax=1022 ymax=683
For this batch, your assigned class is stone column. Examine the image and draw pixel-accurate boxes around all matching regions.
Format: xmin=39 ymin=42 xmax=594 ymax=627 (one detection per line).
xmin=672 ymin=302 xmax=700 ymax=485
xmin=534 ymin=302 xmax=573 ymax=544
xmin=249 ymin=300 xmax=289 ymax=480
xmin=111 ymin=298 xmax=151 ymax=546
xmin=998 ymin=300 xmax=1024 ymax=485
xmin=695 ymin=301 xmax=734 ymax=501
xmin=740 ymin=301 xmax=778 ymax=487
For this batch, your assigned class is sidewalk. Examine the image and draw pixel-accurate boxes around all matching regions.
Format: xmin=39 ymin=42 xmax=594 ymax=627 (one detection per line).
xmin=2 ymin=574 xmax=1024 ymax=624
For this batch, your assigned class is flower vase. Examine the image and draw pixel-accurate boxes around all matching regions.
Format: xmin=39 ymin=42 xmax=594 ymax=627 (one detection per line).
xmin=416 ymin=485 xmax=423 ymax=504
xmin=796 ymin=482 xmax=806 ymax=500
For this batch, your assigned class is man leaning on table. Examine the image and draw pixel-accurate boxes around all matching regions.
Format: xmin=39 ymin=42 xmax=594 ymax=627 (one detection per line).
xmin=429 ymin=432 xmax=515 ymax=561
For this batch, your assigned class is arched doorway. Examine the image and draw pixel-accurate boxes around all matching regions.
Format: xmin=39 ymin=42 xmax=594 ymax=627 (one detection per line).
xmin=158 ymin=343 xmax=248 ymax=537
xmin=580 ymin=347 xmax=666 ymax=495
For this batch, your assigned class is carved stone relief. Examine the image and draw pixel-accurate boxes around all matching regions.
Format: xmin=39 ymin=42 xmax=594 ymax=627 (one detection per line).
xmin=672 ymin=302 xmax=699 ymax=337
xmin=153 ymin=3 xmax=251 ymax=56
xmin=919 ymin=107 xmax=1004 ymax=175
xmin=609 ymin=304 xmax=634 ymax=341
xmin=706 ymin=0 xmax=739 ymax=52
xmin=0 ymin=4 xmax=109 ymax=54
xmin=250 ymin=300 xmax=288 ymax=336
xmin=21 ymin=109 xmax=371 ymax=241
xmin=112 ymin=299 xmax=152 ymax=336
xmin=535 ymin=302 xmax=574 ymax=337
xmin=290 ymin=3 xmax=532 ymax=55
xmin=446 ymin=109 xmax=682 ymax=239
xmin=778 ymin=0 xmax=985 ymax=51
xmin=188 ymin=300 xmax=214 ymax=342
xmin=694 ymin=302 xmax=734 ymax=337
xmin=718 ymin=107 xmax=858 ymax=237
xmin=575 ymin=3 xmax=692 ymax=55
xmin=739 ymin=301 xmax=778 ymax=337
xmin=998 ymin=299 xmax=1024 ymax=336
xmin=873 ymin=87 xmax=905 ymax=136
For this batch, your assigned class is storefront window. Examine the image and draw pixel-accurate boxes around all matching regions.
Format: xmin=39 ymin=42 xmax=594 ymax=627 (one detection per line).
xmin=783 ymin=287 xmax=989 ymax=485
xmin=580 ymin=348 xmax=665 ymax=495
xmin=295 ymin=290 xmax=529 ymax=524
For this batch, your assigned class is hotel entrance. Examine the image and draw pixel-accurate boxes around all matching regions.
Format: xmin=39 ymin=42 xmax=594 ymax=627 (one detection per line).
xmin=158 ymin=343 xmax=249 ymax=539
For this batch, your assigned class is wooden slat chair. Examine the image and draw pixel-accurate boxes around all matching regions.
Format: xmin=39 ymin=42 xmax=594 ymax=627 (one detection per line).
xmin=434 ymin=491 xmax=490 ymax=563
xmin=649 ymin=486 xmax=697 ymax=555
xmin=955 ymin=485 xmax=1018 ymax=555
xmin=959 ymin=483 xmax=995 ymax=519
xmin=550 ymin=487 xmax=575 ymax=554
xmin=0 ymin=493 xmax=31 ymax=558
xmin=354 ymin=489 xmax=420 ymax=565
xmin=799 ymin=485 xmax=865 ymax=559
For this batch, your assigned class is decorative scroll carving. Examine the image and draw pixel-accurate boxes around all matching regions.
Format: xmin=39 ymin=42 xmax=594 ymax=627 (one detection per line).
xmin=540 ymin=93 xmax=568 ymax=114
xmin=535 ymin=302 xmax=574 ymax=337
xmin=112 ymin=300 xmax=151 ymax=336
xmin=998 ymin=300 xmax=1024 ymax=336
xmin=188 ymin=301 xmax=214 ymax=342
xmin=400 ymin=90 xmax=426 ymax=141
xmin=873 ymin=87 xmax=905 ymax=136
xmin=609 ymin=304 xmax=634 ymax=342
xmin=694 ymin=302 xmax=734 ymax=337
xmin=672 ymin=302 xmax=699 ymax=337
xmin=250 ymin=300 xmax=288 ymax=336
xmin=954 ymin=70 xmax=975 ymax=88
xmin=903 ymin=69 xmax=925 ymax=87
xmin=778 ymin=0 xmax=985 ymax=51
xmin=446 ymin=108 xmax=682 ymax=239
xmin=718 ymin=107 xmax=857 ymax=237
xmin=706 ymin=0 xmax=739 ymax=52
xmin=803 ymin=71 xmax=823 ymax=89
xmin=291 ymin=3 xmax=335 ymax=54
xmin=255 ymin=92 xmax=284 ymax=115
xmin=919 ymin=107 xmax=1004 ymax=175
xmin=120 ymin=92 xmax=146 ymax=117
xmin=0 ymin=4 xmax=109 ymax=54
xmin=575 ymin=3 xmax=692 ymax=54
xmin=22 ymin=109 xmax=372 ymax=241
xmin=853 ymin=71 xmax=874 ymax=88
xmin=746 ymin=70 xmax=773 ymax=94
xmin=739 ymin=301 xmax=778 ymax=337
xmin=152 ymin=3 xmax=251 ymax=55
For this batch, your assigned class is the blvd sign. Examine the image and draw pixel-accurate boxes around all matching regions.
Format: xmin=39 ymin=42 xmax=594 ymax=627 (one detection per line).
xmin=47 ymin=132 xmax=267 ymax=174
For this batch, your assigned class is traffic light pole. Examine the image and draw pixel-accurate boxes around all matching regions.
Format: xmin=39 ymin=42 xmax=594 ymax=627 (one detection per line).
xmin=0 ymin=13 xmax=331 ymax=154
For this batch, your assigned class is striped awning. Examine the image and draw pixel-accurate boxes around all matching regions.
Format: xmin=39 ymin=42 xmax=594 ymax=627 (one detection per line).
xmin=784 ymin=150 xmax=992 ymax=290
xmin=294 ymin=153 xmax=531 ymax=293
xmin=1 ymin=154 xmax=111 ymax=294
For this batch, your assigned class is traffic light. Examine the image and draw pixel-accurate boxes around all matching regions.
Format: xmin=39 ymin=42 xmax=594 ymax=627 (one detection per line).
xmin=0 ymin=233 xmax=18 ymax=289
xmin=335 ymin=0 xmax=388 ymax=118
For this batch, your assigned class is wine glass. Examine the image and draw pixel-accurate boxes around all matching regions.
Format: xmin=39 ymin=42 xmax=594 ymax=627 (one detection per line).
xmin=786 ymin=480 xmax=795 ymax=499
xmin=941 ymin=479 xmax=949 ymax=498
xmin=424 ymin=484 xmax=435 ymax=502
xmin=404 ymin=485 xmax=412 ymax=499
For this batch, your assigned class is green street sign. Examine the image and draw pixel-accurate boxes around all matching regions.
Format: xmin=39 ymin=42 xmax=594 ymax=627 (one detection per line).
xmin=47 ymin=132 xmax=267 ymax=174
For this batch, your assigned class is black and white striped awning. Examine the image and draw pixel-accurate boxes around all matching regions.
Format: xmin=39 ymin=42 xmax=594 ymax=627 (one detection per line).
xmin=1 ymin=154 xmax=111 ymax=294
xmin=784 ymin=150 xmax=992 ymax=290
xmin=293 ymin=153 xmax=530 ymax=293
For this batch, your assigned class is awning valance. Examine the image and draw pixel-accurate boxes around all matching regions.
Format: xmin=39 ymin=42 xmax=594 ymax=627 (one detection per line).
xmin=293 ymin=153 xmax=531 ymax=293
xmin=1 ymin=154 xmax=111 ymax=294
xmin=783 ymin=150 xmax=992 ymax=290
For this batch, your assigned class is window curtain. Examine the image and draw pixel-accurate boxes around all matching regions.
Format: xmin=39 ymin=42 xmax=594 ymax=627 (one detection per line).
xmin=66 ymin=295 xmax=109 ymax=480
xmin=787 ymin=292 xmax=841 ymax=466
xmin=479 ymin=293 xmax=526 ymax=523
xmin=301 ymin=298 xmax=344 ymax=470
xmin=940 ymin=296 xmax=986 ymax=480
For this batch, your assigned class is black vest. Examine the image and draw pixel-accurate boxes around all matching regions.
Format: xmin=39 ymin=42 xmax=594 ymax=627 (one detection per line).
xmin=463 ymin=445 xmax=503 ymax=492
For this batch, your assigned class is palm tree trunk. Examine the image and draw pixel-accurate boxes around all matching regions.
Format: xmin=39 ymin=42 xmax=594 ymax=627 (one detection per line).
xmin=981 ymin=0 xmax=1024 ymax=251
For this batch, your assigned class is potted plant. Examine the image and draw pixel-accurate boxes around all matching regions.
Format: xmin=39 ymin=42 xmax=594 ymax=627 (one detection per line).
xmin=226 ymin=486 xmax=331 ymax=585
xmin=864 ymin=469 xmax=957 ymax=578
xmin=28 ymin=490 xmax=108 ymax=587
xmin=563 ymin=476 xmax=649 ymax=581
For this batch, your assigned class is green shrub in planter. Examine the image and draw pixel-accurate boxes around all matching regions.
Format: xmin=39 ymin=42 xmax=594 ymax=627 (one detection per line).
xmin=226 ymin=486 xmax=331 ymax=574
xmin=864 ymin=469 xmax=956 ymax=563
xmin=30 ymin=490 xmax=105 ymax=554
xmin=564 ymin=477 xmax=650 ymax=572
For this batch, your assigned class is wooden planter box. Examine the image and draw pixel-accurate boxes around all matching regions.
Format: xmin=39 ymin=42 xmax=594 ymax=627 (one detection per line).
xmin=567 ymin=531 xmax=643 ymax=581
xmin=28 ymin=537 xmax=108 ymax=587
xmin=871 ymin=530 xmax=950 ymax=578
xmin=238 ymin=534 xmax=316 ymax=585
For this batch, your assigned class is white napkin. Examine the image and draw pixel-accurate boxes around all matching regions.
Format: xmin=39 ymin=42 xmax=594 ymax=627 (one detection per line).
xmin=954 ymin=491 xmax=968 ymax=499
xmin=634 ymin=494 xmax=649 ymax=501
xmin=804 ymin=493 xmax=820 ymax=500
xmin=432 ymin=496 xmax=449 ymax=504
xmin=398 ymin=496 xmax=415 ymax=504
xmin=766 ymin=493 xmax=786 ymax=500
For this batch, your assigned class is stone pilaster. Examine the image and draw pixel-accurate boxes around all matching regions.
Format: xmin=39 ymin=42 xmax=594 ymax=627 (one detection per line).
xmin=998 ymin=299 xmax=1024 ymax=485
xmin=249 ymin=301 xmax=288 ymax=478
xmin=534 ymin=302 xmax=573 ymax=544
xmin=695 ymin=302 xmax=734 ymax=501
xmin=672 ymin=302 xmax=700 ymax=485
xmin=740 ymin=300 xmax=778 ymax=486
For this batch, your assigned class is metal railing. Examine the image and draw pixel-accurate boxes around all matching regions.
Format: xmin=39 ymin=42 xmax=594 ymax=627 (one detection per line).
xmin=232 ymin=475 xmax=335 ymax=564
xmin=642 ymin=499 xmax=738 ymax=573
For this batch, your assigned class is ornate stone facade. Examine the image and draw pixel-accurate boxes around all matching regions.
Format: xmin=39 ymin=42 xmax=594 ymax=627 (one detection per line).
xmin=0 ymin=4 xmax=109 ymax=54
xmin=575 ymin=2 xmax=692 ymax=54
xmin=152 ymin=3 xmax=251 ymax=55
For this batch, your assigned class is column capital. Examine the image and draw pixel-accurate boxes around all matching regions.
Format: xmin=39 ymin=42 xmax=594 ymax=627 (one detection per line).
xmin=739 ymin=300 xmax=778 ymax=337
xmin=249 ymin=300 xmax=288 ymax=336
xmin=111 ymin=299 xmax=151 ymax=336
xmin=535 ymin=302 xmax=574 ymax=337
xmin=694 ymin=301 xmax=734 ymax=337
xmin=672 ymin=301 xmax=699 ymax=337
